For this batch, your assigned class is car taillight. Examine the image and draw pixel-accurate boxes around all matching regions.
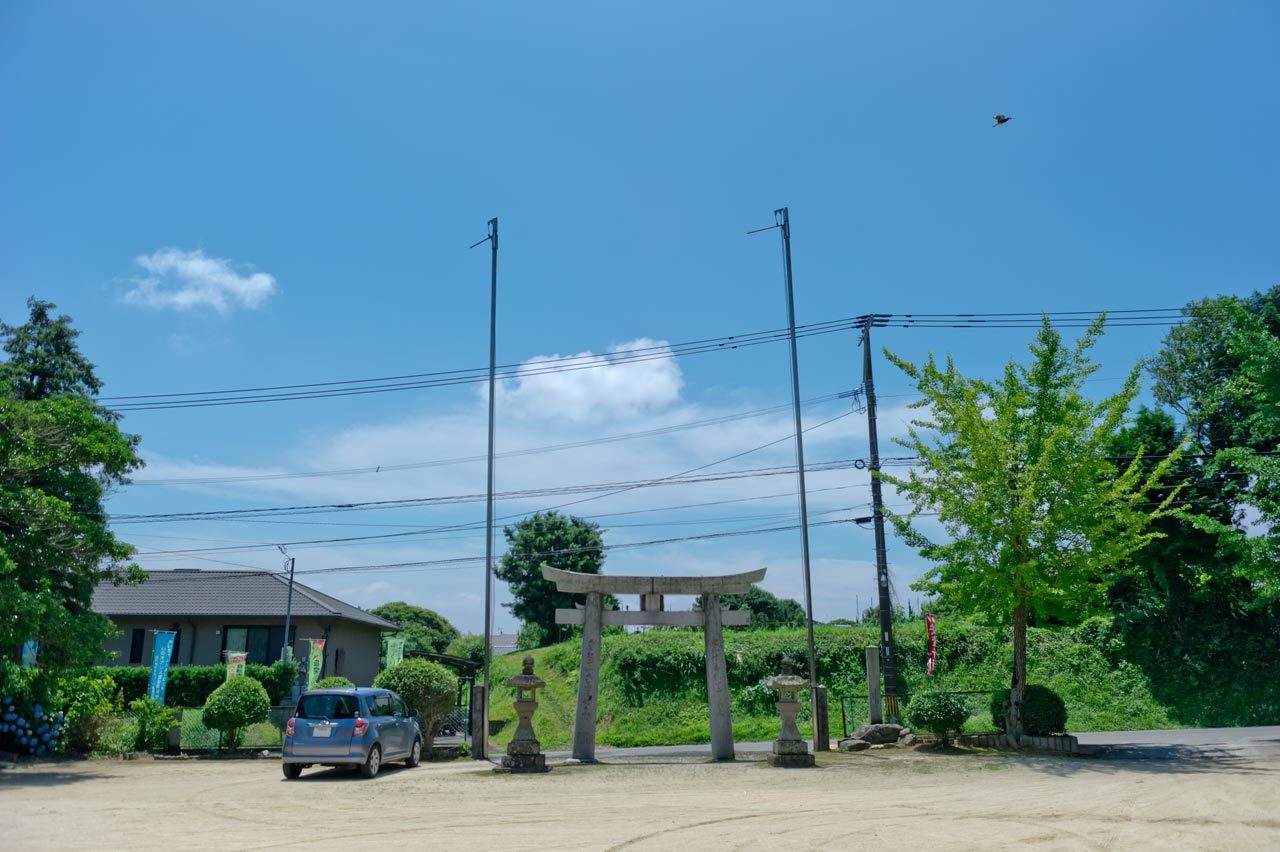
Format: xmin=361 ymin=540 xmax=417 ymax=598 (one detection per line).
xmin=353 ymin=717 xmax=368 ymax=737
xmin=285 ymin=718 xmax=296 ymax=737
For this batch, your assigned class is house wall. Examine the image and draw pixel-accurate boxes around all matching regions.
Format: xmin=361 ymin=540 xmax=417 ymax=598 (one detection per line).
xmin=101 ymin=616 xmax=388 ymax=690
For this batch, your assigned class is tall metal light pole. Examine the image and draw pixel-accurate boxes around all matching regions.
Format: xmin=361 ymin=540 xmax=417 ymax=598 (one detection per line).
xmin=750 ymin=207 xmax=820 ymax=749
xmin=470 ymin=217 xmax=499 ymax=760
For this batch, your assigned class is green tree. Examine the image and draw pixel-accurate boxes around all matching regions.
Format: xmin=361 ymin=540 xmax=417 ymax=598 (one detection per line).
xmin=370 ymin=602 xmax=459 ymax=655
xmin=1147 ymin=288 xmax=1280 ymax=602
xmin=881 ymin=316 xmax=1181 ymax=745
xmin=201 ymin=676 xmax=270 ymax=750
xmin=496 ymin=511 xmax=613 ymax=639
xmin=721 ymin=585 xmax=805 ymax=629
xmin=1 ymin=299 xmax=142 ymax=670
xmin=374 ymin=658 xmax=457 ymax=747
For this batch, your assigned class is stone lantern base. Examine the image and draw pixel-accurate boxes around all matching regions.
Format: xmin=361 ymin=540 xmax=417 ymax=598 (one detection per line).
xmin=766 ymin=739 xmax=815 ymax=768
xmin=493 ymin=740 xmax=551 ymax=774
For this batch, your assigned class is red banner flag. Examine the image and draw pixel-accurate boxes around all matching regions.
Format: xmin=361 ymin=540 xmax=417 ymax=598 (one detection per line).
xmin=926 ymin=613 xmax=937 ymax=675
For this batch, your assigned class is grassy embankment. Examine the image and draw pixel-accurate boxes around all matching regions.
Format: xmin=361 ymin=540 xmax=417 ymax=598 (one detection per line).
xmin=488 ymin=616 xmax=1278 ymax=751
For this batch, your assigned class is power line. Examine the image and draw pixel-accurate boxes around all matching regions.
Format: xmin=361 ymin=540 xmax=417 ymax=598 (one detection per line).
xmin=101 ymin=318 xmax=861 ymax=411
xmin=284 ymin=517 xmax=863 ymax=578
xmin=128 ymin=391 xmax=849 ymax=486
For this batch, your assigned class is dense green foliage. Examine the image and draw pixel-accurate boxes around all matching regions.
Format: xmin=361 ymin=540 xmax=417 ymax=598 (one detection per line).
xmin=202 ymin=676 xmax=270 ymax=749
xmin=373 ymin=658 xmax=457 ymax=742
xmin=128 ymin=696 xmax=177 ymax=752
xmin=496 ymin=511 xmax=612 ymax=638
xmin=446 ymin=634 xmax=485 ymax=665
xmin=906 ymin=691 xmax=970 ymax=742
xmin=990 ymin=685 xmax=1067 ymax=735
xmin=313 ymin=676 xmax=354 ymax=689
xmin=721 ymin=585 xmax=805 ymax=629
xmin=58 ymin=671 xmax=120 ymax=752
xmin=1 ymin=298 xmax=144 ymax=670
xmin=491 ymin=616 xmax=1280 ymax=751
xmin=370 ymin=602 xmax=459 ymax=655
xmin=882 ymin=317 xmax=1180 ymax=743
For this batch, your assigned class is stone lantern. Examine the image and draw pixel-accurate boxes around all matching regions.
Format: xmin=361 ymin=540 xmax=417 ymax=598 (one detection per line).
xmin=765 ymin=656 xmax=814 ymax=767
xmin=494 ymin=656 xmax=550 ymax=773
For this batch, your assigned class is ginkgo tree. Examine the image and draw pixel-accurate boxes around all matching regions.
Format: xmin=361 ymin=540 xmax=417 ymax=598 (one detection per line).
xmin=880 ymin=316 xmax=1183 ymax=745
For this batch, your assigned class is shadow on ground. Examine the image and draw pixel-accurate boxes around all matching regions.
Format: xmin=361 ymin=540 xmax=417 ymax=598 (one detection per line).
xmin=907 ymin=742 xmax=1273 ymax=777
xmin=0 ymin=766 xmax=112 ymax=788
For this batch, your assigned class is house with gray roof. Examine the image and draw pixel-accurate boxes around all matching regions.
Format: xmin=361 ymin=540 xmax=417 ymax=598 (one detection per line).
xmin=93 ymin=569 xmax=400 ymax=689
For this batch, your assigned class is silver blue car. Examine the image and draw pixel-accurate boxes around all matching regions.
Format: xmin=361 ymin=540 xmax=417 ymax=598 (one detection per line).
xmin=282 ymin=687 xmax=422 ymax=779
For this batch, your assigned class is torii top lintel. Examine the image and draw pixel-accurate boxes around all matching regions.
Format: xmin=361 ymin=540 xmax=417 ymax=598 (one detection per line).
xmin=539 ymin=564 xmax=766 ymax=596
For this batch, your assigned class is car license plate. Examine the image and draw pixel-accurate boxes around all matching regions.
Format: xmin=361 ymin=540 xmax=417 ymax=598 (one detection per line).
xmin=312 ymin=725 xmax=332 ymax=738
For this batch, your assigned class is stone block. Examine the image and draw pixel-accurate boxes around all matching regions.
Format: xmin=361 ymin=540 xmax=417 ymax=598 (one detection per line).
xmin=898 ymin=734 xmax=917 ymax=747
xmin=849 ymin=723 xmax=906 ymax=745
xmin=773 ymin=739 xmax=810 ymax=755
xmin=506 ymin=740 xmax=542 ymax=756
xmin=766 ymin=752 xmax=815 ymax=768
xmin=494 ymin=753 xmax=550 ymax=774
xmin=838 ymin=739 xmax=870 ymax=752
xmin=869 ymin=742 xmax=897 ymax=750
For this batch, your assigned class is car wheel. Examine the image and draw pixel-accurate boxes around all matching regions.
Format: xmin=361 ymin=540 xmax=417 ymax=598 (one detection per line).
xmin=405 ymin=737 xmax=422 ymax=767
xmin=282 ymin=763 xmax=303 ymax=780
xmin=359 ymin=744 xmax=382 ymax=778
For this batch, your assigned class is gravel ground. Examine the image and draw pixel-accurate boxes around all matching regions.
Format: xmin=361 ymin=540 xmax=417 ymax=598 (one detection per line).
xmin=2 ymin=746 xmax=1278 ymax=851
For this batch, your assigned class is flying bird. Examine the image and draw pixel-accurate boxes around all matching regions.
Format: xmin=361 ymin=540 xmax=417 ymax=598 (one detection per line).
xmin=992 ymin=114 xmax=1012 ymax=127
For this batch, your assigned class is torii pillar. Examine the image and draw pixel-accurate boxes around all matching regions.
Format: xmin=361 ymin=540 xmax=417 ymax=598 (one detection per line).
xmin=543 ymin=564 xmax=765 ymax=763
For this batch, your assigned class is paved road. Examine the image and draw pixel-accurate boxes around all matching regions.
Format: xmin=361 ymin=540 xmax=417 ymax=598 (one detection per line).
xmin=492 ymin=725 xmax=1280 ymax=762
xmin=1074 ymin=725 xmax=1280 ymax=760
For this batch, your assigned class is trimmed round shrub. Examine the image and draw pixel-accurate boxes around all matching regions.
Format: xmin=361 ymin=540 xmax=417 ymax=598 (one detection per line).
xmin=374 ymin=659 xmax=457 ymax=744
xmin=202 ymin=676 xmax=270 ymax=749
xmin=313 ymin=676 xmax=355 ymax=689
xmin=906 ymin=691 xmax=970 ymax=742
xmin=990 ymin=684 xmax=1068 ymax=735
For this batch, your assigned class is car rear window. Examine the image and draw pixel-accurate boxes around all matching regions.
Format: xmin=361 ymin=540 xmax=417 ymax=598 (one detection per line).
xmin=297 ymin=694 xmax=360 ymax=720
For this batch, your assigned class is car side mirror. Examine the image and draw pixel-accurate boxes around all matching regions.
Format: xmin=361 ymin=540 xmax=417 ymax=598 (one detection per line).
xmin=408 ymin=708 xmax=420 ymax=719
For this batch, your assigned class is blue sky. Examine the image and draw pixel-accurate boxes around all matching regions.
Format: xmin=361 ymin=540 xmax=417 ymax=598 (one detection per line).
xmin=2 ymin=2 xmax=1277 ymax=633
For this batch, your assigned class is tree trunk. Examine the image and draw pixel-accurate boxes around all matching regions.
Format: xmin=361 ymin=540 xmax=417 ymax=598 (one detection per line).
xmin=1007 ymin=596 xmax=1028 ymax=748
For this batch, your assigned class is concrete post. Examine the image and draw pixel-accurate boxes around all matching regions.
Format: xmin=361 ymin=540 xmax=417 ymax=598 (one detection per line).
xmin=865 ymin=646 xmax=883 ymax=724
xmin=812 ymin=685 xmax=830 ymax=751
xmin=702 ymin=593 xmax=735 ymax=761
xmin=570 ymin=591 xmax=604 ymax=763
xmin=470 ymin=684 xmax=487 ymax=759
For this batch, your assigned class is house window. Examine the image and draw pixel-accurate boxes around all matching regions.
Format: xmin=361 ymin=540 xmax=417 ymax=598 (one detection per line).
xmin=221 ymin=625 xmax=297 ymax=666
xmin=129 ymin=629 xmax=145 ymax=664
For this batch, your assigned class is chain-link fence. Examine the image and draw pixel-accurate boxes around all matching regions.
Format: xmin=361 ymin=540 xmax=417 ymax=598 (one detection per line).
xmin=177 ymin=705 xmax=293 ymax=752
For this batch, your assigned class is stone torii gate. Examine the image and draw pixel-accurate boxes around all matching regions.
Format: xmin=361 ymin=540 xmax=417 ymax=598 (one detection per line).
xmin=542 ymin=564 xmax=766 ymax=763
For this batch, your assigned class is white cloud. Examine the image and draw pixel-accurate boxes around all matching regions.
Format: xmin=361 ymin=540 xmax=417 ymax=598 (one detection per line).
xmin=498 ymin=338 xmax=683 ymax=423
xmin=125 ymin=248 xmax=277 ymax=314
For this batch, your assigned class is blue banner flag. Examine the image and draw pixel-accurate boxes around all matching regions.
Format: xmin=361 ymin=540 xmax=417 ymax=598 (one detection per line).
xmin=148 ymin=631 xmax=177 ymax=704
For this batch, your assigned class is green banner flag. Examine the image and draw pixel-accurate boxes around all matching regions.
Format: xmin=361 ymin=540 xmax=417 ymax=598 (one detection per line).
xmin=307 ymin=639 xmax=326 ymax=690
xmin=383 ymin=636 xmax=405 ymax=669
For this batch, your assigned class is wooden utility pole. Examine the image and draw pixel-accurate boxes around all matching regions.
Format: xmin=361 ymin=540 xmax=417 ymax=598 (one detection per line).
xmin=861 ymin=315 xmax=899 ymax=719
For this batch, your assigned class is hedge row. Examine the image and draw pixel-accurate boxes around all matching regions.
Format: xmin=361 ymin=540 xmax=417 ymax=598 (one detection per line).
xmin=585 ymin=621 xmax=1006 ymax=707
xmin=93 ymin=661 xmax=298 ymax=707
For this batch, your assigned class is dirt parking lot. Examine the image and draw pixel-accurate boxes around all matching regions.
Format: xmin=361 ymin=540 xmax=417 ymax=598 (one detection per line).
xmin=2 ymin=747 xmax=1279 ymax=851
